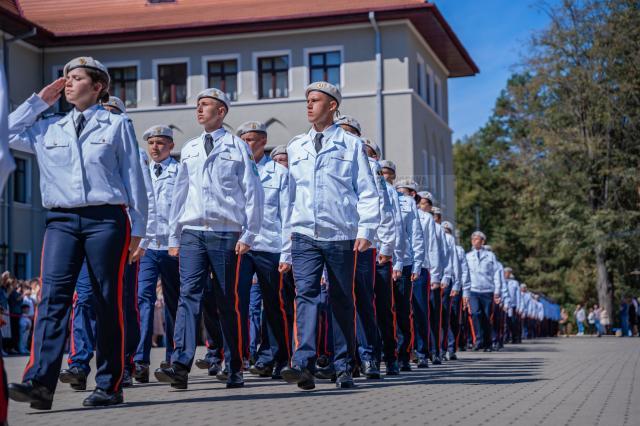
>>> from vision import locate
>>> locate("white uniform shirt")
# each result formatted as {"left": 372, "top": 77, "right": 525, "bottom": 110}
{"left": 8, "top": 94, "right": 148, "bottom": 236}
{"left": 284, "top": 125, "right": 379, "bottom": 242}
{"left": 141, "top": 155, "right": 179, "bottom": 250}
{"left": 252, "top": 155, "right": 292, "bottom": 264}
{"left": 168, "top": 129, "right": 264, "bottom": 247}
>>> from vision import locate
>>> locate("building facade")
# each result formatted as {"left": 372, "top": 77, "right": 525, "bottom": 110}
{"left": 0, "top": 0, "right": 477, "bottom": 277}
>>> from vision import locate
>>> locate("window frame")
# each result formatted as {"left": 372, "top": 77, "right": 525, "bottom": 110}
{"left": 12, "top": 251, "right": 30, "bottom": 280}
{"left": 252, "top": 50, "right": 292, "bottom": 100}
{"left": 201, "top": 54, "right": 241, "bottom": 102}
{"left": 11, "top": 154, "right": 31, "bottom": 206}
{"left": 304, "top": 46, "right": 344, "bottom": 89}
{"left": 103, "top": 60, "right": 141, "bottom": 109}
{"left": 152, "top": 57, "right": 191, "bottom": 106}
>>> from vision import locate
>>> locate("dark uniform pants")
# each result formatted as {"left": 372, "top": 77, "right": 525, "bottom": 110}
{"left": 67, "top": 262, "right": 96, "bottom": 373}
{"left": 354, "top": 248, "right": 378, "bottom": 362}
{"left": 447, "top": 293, "right": 463, "bottom": 353}
{"left": 134, "top": 249, "right": 180, "bottom": 364}
{"left": 290, "top": 234, "right": 356, "bottom": 374}
{"left": 469, "top": 291, "right": 493, "bottom": 349}
{"left": 394, "top": 266, "right": 414, "bottom": 363}
{"left": 238, "top": 251, "right": 291, "bottom": 367}
{"left": 171, "top": 230, "right": 243, "bottom": 373}
{"left": 412, "top": 269, "right": 430, "bottom": 360}
{"left": 24, "top": 206, "right": 129, "bottom": 393}
{"left": 374, "top": 261, "right": 397, "bottom": 363}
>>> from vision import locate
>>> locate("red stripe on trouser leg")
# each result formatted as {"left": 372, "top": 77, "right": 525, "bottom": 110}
{"left": 113, "top": 208, "right": 131, "bottom": 391}
{"left": 68, "top": 291, "right": 79, "bottom": 364}
{"left": 23, "top": 232, "right": 47, "bottom": 379}
{"left": 233, "top": 255, "right": 244, "bottom": 368}
{"left": 468, "top": 311, "right": 476, "bottom": 346}
{"left": 277, "top": 273, "right": 291, "bottom": 359}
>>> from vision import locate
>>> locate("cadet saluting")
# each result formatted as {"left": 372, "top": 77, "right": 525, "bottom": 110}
{"left": 280, "top": 82, "right": 380, "bottom": 390}
{"left": 7, "top": 57, "right": 148, "bottom": 409}
{"left": 154, "top": 88, "right": 263, "bottom": 389}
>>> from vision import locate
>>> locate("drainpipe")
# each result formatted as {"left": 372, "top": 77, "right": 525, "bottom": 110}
{"left": 368, "top": 11, "right": 385, "bottom": 158}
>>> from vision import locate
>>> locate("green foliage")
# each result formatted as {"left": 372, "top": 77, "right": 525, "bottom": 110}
{"left": 454, "top": 0, "right": 640, "bottom": 315}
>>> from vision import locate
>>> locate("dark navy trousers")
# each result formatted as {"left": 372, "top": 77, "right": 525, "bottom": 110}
{"left": 24, "top": 206, "right": 129, "bottom": 393}
{"left": 202, "top": 277, "right": 224, "bottom": 366}
{"left": 469, "top": 291, "right": 493, "bottom": 349}
{"left": 439, "top": 285, "right": 452, "bottom": 356}
{"left": 412, "top": 269, "right": 430, "bottom": 360}
{"left": 237, "top": 251, "right": 291, "bottom": 367}
{"left": 171, "top": 230, "right": 243, "bottom": 373}
{"left": 354, "top": 248, "right": 378, "bottom": 362}
{"left": 290, "top": 234, "right": 356, "bottom": 373}
{"left": 248, "top": 281, "right": 263, "bottom": 360}
{"left": 429, "top": 283, "right": 442, "bottom": 356}
{"left": 134, "top": 249, "right": 180, "bottom": 365}
{"left": 394, "top": 266, "right": 414, "bottom": 363}
{"left": 67, "top": 262, "right": 96, "bottom": 374}
{"left": 447, "top": 293, "right": 463, "bottom": 353}
{"left": 373, "top": 261, "right": 397, "bottom": 363}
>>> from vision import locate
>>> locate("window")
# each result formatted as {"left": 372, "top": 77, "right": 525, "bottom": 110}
{"left": 158, "top": 63, "right": 187, "bottom": 105}
{"left": 309, "top": 51, "right": 341, "bottom": 88}
{"left": 425, "top": 71, "right": 432, "bottom": 107}
{"left": 207, "top": 59, "right": 238, "bottom": 101}
{"left": 13, "top": 252, "right": 27, "bottom": 280}
{"left": 434, "top": 77, "right": 441, "bottom": 115}
{"left": 13, "top": 158, "right": 27, "bottom": 204}
{"left": 110, "top": 66, "right": 138, "bottom": 108}
{"left": 55, "top": 69, "right": 73, "bottom": 113}
{"left": 258, "top": 56, "right": 289, "bottom": 99}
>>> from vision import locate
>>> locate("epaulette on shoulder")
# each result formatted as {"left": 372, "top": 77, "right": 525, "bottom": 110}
{"left": 287, "top": 134, "right": 305, "bottom": 147}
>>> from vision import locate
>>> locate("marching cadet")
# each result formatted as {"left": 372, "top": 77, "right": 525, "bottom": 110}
{"left": 504, "top": 267, "right": 522, "bottom": 343}
{"left": 463, "top": 231, "right": 502, "bottom": 351}
{"left": 484, "top": 246, "right": 508, "bottom": 351}
{"left": 430, "top": 207, "right": 452, "bottom": 364}
{"left": 378, "top": 160, "right": 406, "bottom": 375}
{"left": 154, "top": 88, "right": 263, "bottom": 390}
{"left": 335, "top": 114, "right": 395, "bottom": 379}
{"left": 415, "top": 191, "right": 443, "bottom": 367}
{"left": 280, "top": 82, "right": 379, "bottom": 390}
{"left": 131, "top": 124, "right": 181, "bottom": 383}
{"left": 440, "top": 221, "right": 461, "bottom": 360}
{"left": 7, "top": 57, "right": 148, "bottom": 408}
{"left": 448, "top": 236, "right": 471, "bottom": 360}
{"left": 235, "top": 121, "right": 292, "bottom": 380}
{"left": 358, "top": 136, "right": 396, "bottom": 379}
{"left": 393, "top": 180, "right": 426, "bottom": 371}
{"left": 59, "top": 96, "right": 149, "bottom": 390}
{"left": 518, "top": 284, "right": 532, "bottom": 339}
{"left": 270, "top": 144, "right": 289, "bottom": 168}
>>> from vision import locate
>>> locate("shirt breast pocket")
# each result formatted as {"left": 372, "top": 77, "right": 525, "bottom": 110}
{"left": 263, "top": 184, "right": 279, "bottom": 207}
{"left": 42, "top": 139, "right": 72, "bottom": 167}
{"left": 329, "top": 151, "right": 353, "bottom": 177}
{"left": 87, "top": 137, "right": 115, "bottom": 166}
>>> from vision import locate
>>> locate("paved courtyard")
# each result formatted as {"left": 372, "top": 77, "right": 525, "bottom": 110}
{"left": 5, "top": 337, "right": 640, "bottom": 426}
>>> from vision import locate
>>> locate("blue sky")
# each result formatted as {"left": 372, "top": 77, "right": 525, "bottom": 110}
{"left": 436, "top": 0, "right": 557, "bottom": 140}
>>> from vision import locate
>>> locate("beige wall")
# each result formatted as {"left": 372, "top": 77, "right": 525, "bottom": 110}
{"left": 4, "top": 19, "right": 460, "bottom": 276}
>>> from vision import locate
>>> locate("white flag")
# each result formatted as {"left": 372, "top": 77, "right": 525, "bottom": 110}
{"left": 0, "top": 61, "right": 15, "bottom": 190}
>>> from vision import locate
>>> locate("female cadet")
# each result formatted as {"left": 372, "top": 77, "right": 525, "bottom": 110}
{"left": 6, "top": 57, "right": 147, "bottom": 409}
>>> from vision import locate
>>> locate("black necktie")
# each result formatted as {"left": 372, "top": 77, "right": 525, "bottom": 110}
{"left": 75, "top": 114, "right": 86, "bottom": 138}
{"left": 154, "top": 164, "right": 162, "bottom": 177}
{"left": 204, "top": 134, "right": 214, "bottom": 156}
{"left": 314, "top": 133, "right": 323, "bottom": 153}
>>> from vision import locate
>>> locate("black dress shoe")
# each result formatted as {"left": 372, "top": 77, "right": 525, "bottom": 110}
{"left": 208, "top": 362, "right": 222, "bottom": 376}
{"left": 82, "top": 388, "right": 123, "bottom": 407}
{"left": 281, "top": 365, "right": 315, "bottom": 390}
{"left": 159, "top": 360, "right": 171, "bottom": 369}
{"left": 335, "top": 371, "right": 355, "bottom": 389}
{"left": 59, "top": 367, "right": 88, "bottom": 391}
{"left": 8, "top": 381, "right": 53, "bottom": 410}
{"left": 400, "top": 361, "right": 412, "bottom": 372}
{"left": 432, "top": 355, "right": 442, "bottom": 365}
{"left": 133, "top": 363, "right": 149, "bottom": 383}
{"left": 362, "top": 360, "right": 381, "bottom": 379}
{"left": 122, "top": 368, "right": 133, "bottom": 388}
{"left": 249, "top": 362, "right": 273, "bottom": 377}
{"left": 271, "top": 363, "right": 284, "bottom": 380}
{"left": 314, "top": 363, "right": 335, "bottom": 380}
{"left": 226, "top": 371, "right": 244, "bottom": 388}
{"left": 316, "top": 355, "right": 330, "bottom": 368}
{"left": 154, "top": 363, "right": 188, "bottom": 389}
{"left": 352, "top": 365, "right": 361, "bottom": 378}
{"left": 385, "top": 360, "right": 400, "bottom": 375}
{"left": 195, "top": 358, "right": 211, "bottom": 370}
{"left": 416, "top": 358, "right": 429, "bottom": 368}
{"left": 216, "top": 366, "right": 229, "bottom": 382}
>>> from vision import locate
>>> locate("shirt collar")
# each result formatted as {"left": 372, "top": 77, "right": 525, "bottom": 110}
{"left": 151, "top": 156, "right": 172, "bottom": 169}
{"left": 309, "top": 124, "right": 338, "bottom": 141}
{"left": 202, "top": 128, "right": 226, "bottom": 142}
{"left": 73, "top": 104, "right": 101, "bottom": 123}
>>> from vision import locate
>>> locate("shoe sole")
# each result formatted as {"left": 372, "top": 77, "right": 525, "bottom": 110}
{"left": 281, "top": 370, "right": 302, "bottom": 384}
{"left": 297, "top": 380, "right": 315, "bottom": 390}
{"left": 336, "top": 381, "right": 355, "bottom": 389}
{"left": 386, "top": 371, "right": 400, "bottom": 376}
{"left": 82, "top": 398, "right": 123, "bottom": 407}
{"left": 195, "top": 360, "right": 210, "bottom": 370}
